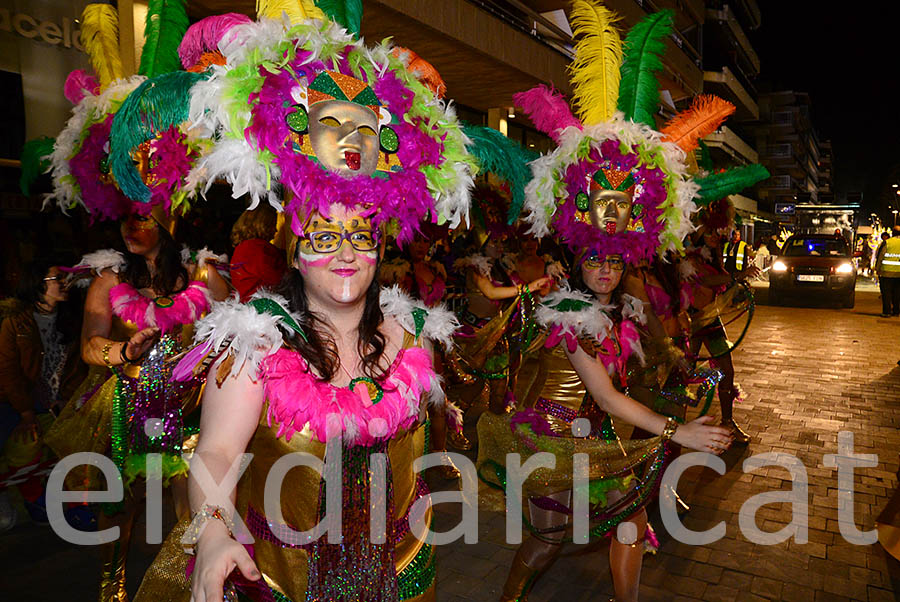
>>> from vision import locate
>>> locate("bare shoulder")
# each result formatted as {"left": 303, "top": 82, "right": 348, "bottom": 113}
{"left": 87, "top": 270, "right": 120, "bottom": 296}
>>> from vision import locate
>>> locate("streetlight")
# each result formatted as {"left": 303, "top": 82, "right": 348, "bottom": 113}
{"left": 894, "top": 209, "right": 899, "bottom": 227}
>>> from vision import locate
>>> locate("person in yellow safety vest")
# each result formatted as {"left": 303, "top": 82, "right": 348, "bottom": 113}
{"left": 876, "top": 226, "right": 900, "bottom": 317}
{"left": 723, "top": 229, "right": 751, "bottom": 275}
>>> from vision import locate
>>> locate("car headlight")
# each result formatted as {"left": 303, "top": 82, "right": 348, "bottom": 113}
{"left": 772, "top": 260, "right": 788, "bottom": 272}
{"left": 836, "top": 263, "right": 854, "bottom": 274}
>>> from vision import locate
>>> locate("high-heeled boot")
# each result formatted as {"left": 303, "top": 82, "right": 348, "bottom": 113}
{"left": 498, "top": 556, "right": 542, "bottom": 602}
{"left": 98, "top": 539, "right": 129, "bottom": 602}
{"left": 719, "top": 386, "right": 751, "bottom": 444}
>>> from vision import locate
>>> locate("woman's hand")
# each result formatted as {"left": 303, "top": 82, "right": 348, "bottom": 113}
{"left": 528, "top": 276, "right": 554, "bottom": 296}
{"left": 124, "top": 327, "right": 160, "bottom": 362}
{"left": 190, "top": 528, "right": 260, "bottom": 602}
{"left": 672, "top": 415, "right": 733, "bottom": 454}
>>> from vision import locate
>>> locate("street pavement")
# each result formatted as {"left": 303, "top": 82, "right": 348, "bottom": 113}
{"left": 2, "top": 286, "right": 899, "bottom": 601}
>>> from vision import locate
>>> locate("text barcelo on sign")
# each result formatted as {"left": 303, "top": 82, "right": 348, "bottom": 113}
{"left": 0, "top": 9, "right": 83, "bottom": 50}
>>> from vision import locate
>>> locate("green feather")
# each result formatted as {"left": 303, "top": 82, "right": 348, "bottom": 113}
{"left": 110, "top": 71, "right": 209, "bottom": 203}
{"left": 616, "top": 10, "right": 673, "bottom": 127}
{"left": 462, "top": 124, "right": 533, "bottom": 224}
{"left": 19, "top": 136, "right": 55, "bottom": 196}
{"left": 248, "top": 297, "right": 308, "bottom": 342}
{"left": 138, "top": 0, "right": 189, "bottom": 78}
{"left": 694, "top": 164, "right": 770, "bottom": 206}
{"left": 315, "top": 0, "right": 363, "bottom": 36}
{"left": 696, "top": 140, "right": 714, "bottom": 173}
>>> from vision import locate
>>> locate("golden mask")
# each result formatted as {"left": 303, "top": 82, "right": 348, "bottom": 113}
{"left": 308, "top": 100, "right": 380, "bottom": 176}
{"left": 589, "top": 189, "right": 633, "bottom": 235}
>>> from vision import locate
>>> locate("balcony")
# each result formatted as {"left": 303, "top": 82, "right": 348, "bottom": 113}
{"left": 359, "top": 0, "right": 574, "bottom": 111}
{"left": 706, "top": 4, "right": 760, "bottom": 76}
{"left": 703, "top": 66, "right": 758, "bottom": 120}
{"left": 705, "top": 125, "right": 758, "bottom": 164}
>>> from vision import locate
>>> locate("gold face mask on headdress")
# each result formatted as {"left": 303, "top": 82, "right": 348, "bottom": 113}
{"left": 575, "top": 166, "right": 638, "bottom": 235}
{"left": 286, "top": 71, "right": 402, "bottom": 178}
{"left": 589, "top": 189, "right": 633, "bottom": 234}
{"left": 308, "top": 100, "right": 380, "bottom": 176}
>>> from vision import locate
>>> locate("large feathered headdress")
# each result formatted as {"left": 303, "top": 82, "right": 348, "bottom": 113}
{"left": 516, "top": 0, "right": 766, "bottom": 265}
{"left": 190, "top": 9, "right": 475, "bottom": 246}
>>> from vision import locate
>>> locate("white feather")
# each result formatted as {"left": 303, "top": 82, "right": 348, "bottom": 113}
{"left": 190, "top": 290, "right": 300, "bottom": 379}
{"left": 74, "top": 249, "right": 127, "bottom": 278}
{"left": 453, "top": 254, "right": 493, "bottom": 279}
{"left": 621, "top": 294, "right": 647, "bottom": 325}
{"left": 379, "top": 285, "right": 460, "bottom": 349}
{"left": 536, "top": 287, "right": 614, "bottom": 344}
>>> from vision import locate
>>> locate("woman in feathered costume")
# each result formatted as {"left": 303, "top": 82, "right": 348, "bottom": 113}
{"left": 449, "top": 126, "right": 554, "bottom": 428}
{"left": 134, "top": 3, "right": 474, "bottom": 601}
{"left": 480, "top": 3, "right": 736, "bottom": 600}
{"left": 40, "top": 5, "right": 233, "bottom": 600}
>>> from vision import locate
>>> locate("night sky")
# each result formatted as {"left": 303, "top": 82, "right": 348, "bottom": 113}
{"left": 749, "top": 1, "right": 900, "bottom": 219}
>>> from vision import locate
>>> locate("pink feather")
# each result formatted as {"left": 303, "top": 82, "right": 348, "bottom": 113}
{"left": 260, "top": 346, "right": 436, "bottom": 446}
{"left": 64, "top": 70, "right": 100, "bottom": 104}
{"left": 513, "top": 85, "right": 582, "bottom": 143}
{"left": 178, "top": 13, "right": 252, "bottom": 69}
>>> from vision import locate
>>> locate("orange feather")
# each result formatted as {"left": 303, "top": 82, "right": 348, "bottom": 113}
{"left": 662, "top": 95, "right": 736, "bottom": 152}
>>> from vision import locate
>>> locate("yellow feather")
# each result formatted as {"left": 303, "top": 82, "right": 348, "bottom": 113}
{"left": 569, "top": 0, "right": 623, "bottom": 125}
{"left": 81, "top": 4, "right": 124, "bottom": 89}
{"left": 256, "top": 0, "right": 325, "bottom": 25}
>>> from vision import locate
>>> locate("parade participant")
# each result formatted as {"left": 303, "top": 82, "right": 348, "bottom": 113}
{"left": 450, "top": 125, "right": 553, "bottom": 418}
{"left": 452, "top": 187, "right": 553, "bottom": 416}
{"left": 486, "top": 3, "right": 740, "bottom": 598}
{"left": 682, "top": 196, "right": 762, "bottom": 444}
{"left": 134, "top": 7, "right": 474, "bottom": 601}
{"left": 40, "top": 5, "right": 231, "bottom": 600}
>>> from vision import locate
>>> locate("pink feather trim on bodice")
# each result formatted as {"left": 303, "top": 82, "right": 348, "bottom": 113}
{"left": 259, "top": 346, "right": 438, "bottom": 446}
{"left": 109, "top": 281, "right": 211, "bottom": 333}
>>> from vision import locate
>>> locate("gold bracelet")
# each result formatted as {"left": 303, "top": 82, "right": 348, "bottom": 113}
{"left": 182, "top": 504, "right": 235, "bottom": 555}
{"left": 101, "top": 342, "right": 116, "bottom": 368}
{"left": 661, "top": 416, "right": 679, "bottom": 442}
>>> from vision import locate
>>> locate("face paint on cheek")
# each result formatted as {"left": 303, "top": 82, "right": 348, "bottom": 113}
{"left": 298, "top": 250, "right": 334, "bottom": 267}
{"left": 357, "top": 251, "right": 377, "bottom": 265}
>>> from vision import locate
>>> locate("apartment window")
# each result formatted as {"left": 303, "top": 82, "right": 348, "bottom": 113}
{"left": 768, "top": 144, "right": 791, "bottom": 158}
{"left": 773, "top": 111, "right": 793, "bottom": 126}
{"left": 770, "top": 175, "right": 791, "bottom": 189}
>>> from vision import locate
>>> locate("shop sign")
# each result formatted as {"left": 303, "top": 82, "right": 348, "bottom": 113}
{"left": 0, "top": 9, "right": 82, "bottom": 50}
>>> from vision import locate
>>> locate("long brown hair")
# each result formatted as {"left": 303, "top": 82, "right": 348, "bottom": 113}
{"left": 120, "top": 227, "right": 188, "bottom": 296}
{"left": 278, "top": 264, "right": 390, "bottom": 382}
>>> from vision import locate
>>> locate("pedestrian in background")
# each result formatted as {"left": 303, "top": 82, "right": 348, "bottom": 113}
{"left": 766, "top": 234, "right": 780, "bottom": 256}
{"left": 0, "top": 256, "right": 85, "bottom": 531}
{"left": 723, "top": 229, "right": 752, "bottom": 277}
{"left": 754, "top": 237, "right": 771, "bottom": 279}
{"left": 876, "top": 227, "right": 900, "bottom": 317}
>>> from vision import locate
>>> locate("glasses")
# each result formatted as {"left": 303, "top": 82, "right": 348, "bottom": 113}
{"left": 583, "top": 254, "right": 625, "bottom": 271}
{"left": 302, "top": 229, "right": 379, "bottom": 254}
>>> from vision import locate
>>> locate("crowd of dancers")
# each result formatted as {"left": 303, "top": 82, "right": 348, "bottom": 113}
{"left": 0, "top": 1, "right": 775, "bottom": 601}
